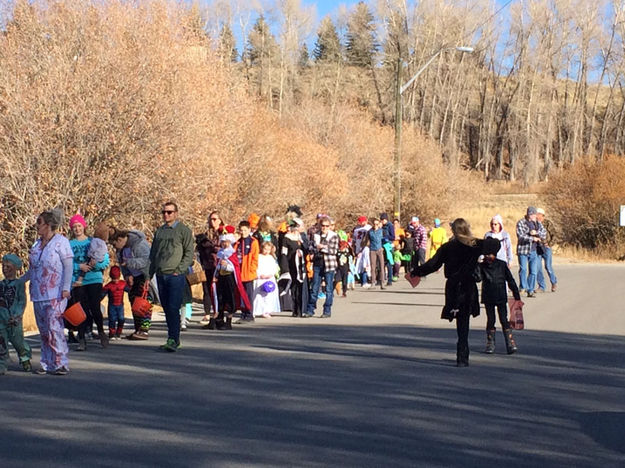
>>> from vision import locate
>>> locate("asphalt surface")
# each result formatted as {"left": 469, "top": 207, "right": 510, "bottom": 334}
{"left": 1, "top": 264, "right": 624, "bottom": 467}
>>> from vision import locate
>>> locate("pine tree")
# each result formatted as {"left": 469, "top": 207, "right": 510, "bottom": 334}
{"left": 298, "top": 43, "right": 310, "bottom": 68}
{"left": 345, "top": 2, "right": 378, "bottom": 67}
{"left": 313, "top": 16, "right": 342, "bottom": 63}
{"left": 218, "top": 23, "right": 238, "bottom": 63}
{"left": 246, "top": 15, "right": 278, "bottom": 67}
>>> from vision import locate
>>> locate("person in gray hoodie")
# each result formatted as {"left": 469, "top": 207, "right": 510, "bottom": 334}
{"left": 110, "top": 228, "right": 152, "bottom": 340}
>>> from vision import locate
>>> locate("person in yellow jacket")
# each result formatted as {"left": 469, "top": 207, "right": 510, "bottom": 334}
{"left": 428, "top": 218, "right": 448, "bottom": 259}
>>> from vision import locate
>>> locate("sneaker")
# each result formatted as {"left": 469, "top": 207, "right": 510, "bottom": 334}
{"left": 537, "top": 288, "right": 546, "bottom": 293}
{"left": 77, "top": 339, "right": 87, "bottom": 351}
{"left": 527, "top": 291, "right": 536, "bottom": 298}
{"left": 22, "top": 360, "right": 32, "bottom": 372}
{"left": 551, "top": 284, "right": 557, "bottom": 292}
{"left": 318, "top": 292, "right": 326, "bottom": 300}
{"left": 392, "top": 276, "right": 399, "bottom": 282}
{"left": 35, "top": 367, "right": 47, "bottom": 375}
{"left": 362, "top": 283, "right": 371, "bottom": 289}
{"left": 53, "top": 367, "right": 69, "bottom": 376}
{"left": 160, "top": 338, "right": 180, "bottom": 352}
{"left": 320, "top": 314, "right": 331, "bottom": 318}
{"left": 67, "top": 333, "right": 79, "bottom": 344}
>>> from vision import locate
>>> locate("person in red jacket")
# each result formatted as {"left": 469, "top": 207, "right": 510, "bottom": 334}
{"left": 102, "top": 266, "right": 127, "bottom": 340}
{"left": 234, "top": 221, "right": 259, "bottom": 323}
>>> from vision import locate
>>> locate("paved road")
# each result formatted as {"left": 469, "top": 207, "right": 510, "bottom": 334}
{"left": 1, "top": 264, "right": 624, "bottom": 467}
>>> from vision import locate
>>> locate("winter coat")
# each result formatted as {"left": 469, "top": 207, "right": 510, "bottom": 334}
{"left": 196, "top": 230, "right": 220, "bottom": 271}
{"left": 478, "top": 258, "right": 521, "bottom": 304}
{"left": 234, "top": 236, "right": 259, "bottom": 283}
{"left": 412, "top": 238, "right": 483, "bottom": 321}
{"left": 119, "top": 229, "right": 151, "bottom": 278}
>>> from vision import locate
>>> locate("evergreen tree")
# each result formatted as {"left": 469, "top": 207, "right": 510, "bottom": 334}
{"left": 345, "top": 2, "right": 378, "bottom": 67}
{"left": 313, "top": 16, "right": 342, "bottom": 63}
{"left": 218, "top": 23, "right": 238, "bottom": 63}
{"left": 246, "top": 15, "right": 278, "bottom": 67}
{"left": 298, "top": 43, "right": 310, "bottom": 68}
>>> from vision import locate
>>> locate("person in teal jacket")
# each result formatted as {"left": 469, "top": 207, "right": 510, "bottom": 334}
{"left": 0, "top": 254, "right": 32, "bottom": 374}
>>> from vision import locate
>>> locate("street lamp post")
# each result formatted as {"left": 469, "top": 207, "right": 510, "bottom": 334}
{"left": 393, "top": 46, "right": 474, "bottom": 221}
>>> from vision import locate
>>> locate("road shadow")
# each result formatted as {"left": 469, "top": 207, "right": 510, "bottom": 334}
{"left": 2, "top": 324, "right": 625, "bottom": 468}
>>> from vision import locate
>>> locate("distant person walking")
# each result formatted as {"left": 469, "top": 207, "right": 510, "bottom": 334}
{"left": 428, "top": 218, "right": 448, "bottom": 259}
{"left": 379, "top": 213, "right": 395, "bottom": 286}
{"left": 306, "top": 217, "right": 339, "bottom": 318}
{"left": 149, "top": 202, "right": 194, "bottom": 352}
{"left": 516, "top": 207, "right": 546, "bottom": 298}
{"left": 484, "top": 214, "right": 513, "bottom": 267}
{"left": 410, "top": 217, "right": 427, "bottom": 267}
{"left": 536, "top": 208, "right": 558, "bottom": 292}
{"left": 411, "top": 219, "right": 483, "bottom": 367}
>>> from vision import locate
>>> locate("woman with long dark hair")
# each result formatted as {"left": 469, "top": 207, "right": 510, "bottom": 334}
{"left": 411, "top": 218, "right": 483, "bottom": 367}
{"left": 197, "top": 211, "right": 223, "bottom": 326}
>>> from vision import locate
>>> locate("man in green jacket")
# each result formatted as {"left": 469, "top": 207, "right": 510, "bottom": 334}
{"left": 149, "top": 201, "right": 194, "bottom": 352}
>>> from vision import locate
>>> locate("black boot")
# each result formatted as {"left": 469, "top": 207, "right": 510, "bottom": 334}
{"left": 503, "top": 329, "right": 518, "bottom": 354}
{"left": 216, "top": 319, "right": 226, "bottom": 330}
{"left": 485, "top": 329, "right": 496, "bottom": 354}
{"left": 203, "top": 318, "right": 216, "bottom": 330}
{"left": 456, "top": 343, "right": 469, "bottom": 367}
{"left": 225, "top": 317, "right": 232, "bottom": 330}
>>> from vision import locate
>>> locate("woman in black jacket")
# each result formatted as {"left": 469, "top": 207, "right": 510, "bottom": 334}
{"left": 411, "top": 218, "right": 483, "bottom": 367}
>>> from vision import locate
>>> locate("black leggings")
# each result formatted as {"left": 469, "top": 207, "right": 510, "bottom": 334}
{"left": 216, "top": 274, "right": 236, "bottom": 318}
{"left": 201, "top": 268, "right": 216, "bottom": 314}
{"left": 72, "top": 283, "right": 104, "bottom": 339}
{"left": 485, "top": 303, "right": 509, "bottom": 330}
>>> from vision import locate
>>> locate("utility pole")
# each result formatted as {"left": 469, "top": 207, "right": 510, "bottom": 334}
{"left": 393, "top": 55, "right": 402, "bottom": 221}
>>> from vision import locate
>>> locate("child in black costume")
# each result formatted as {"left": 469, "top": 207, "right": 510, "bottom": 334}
{"left": 479, "top": 237, "right": 521, "bottom": 354}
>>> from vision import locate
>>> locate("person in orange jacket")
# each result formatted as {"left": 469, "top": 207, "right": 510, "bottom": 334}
{"left": 234, "top": 220, "right": 259, "bottom": 323}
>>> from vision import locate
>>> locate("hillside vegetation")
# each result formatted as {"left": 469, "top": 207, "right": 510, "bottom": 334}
{"left": 0, "top": 0, "right": 623, "bottom": 261}
{"left": 0, "top": 0, "right": 482, "bottom": 258}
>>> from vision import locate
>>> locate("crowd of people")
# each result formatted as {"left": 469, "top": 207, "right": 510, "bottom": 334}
{"left": 0, "top": 202, "right": 558, "bottom": 374}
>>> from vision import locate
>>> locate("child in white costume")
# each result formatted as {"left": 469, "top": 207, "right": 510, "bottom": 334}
{"left": 253, "top": 242, "right": 280, "bottom": 318}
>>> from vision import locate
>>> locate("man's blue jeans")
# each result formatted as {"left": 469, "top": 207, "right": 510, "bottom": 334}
{"left": 156, "top": 274, "right": 186, "bottom": 343}
{"left": 518, "top": 251, "right": 539, "bottom": 293}
{"left": 307, "top": 265, "right": 335, "bottom": 316}
{"left": 537, "top": 247, "right": 557, "bottom": 290}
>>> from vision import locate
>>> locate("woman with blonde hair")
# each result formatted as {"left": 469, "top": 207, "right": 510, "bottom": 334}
{"left": 410, "top": 218, "right": 483, "bottom": 367}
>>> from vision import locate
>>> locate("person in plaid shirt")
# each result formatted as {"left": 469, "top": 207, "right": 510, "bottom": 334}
{"left": 305, "top": 216, "right": 339, "bottom": 318}
{"left": 411, "top": 217, "right": 428, "bottom": 267}
{"left": 516, "top": 206, "right": 546, "bottom": 298}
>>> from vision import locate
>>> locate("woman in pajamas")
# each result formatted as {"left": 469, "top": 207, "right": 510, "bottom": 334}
{"left": 27, "top": 209, "right": 74, "bottom": 375}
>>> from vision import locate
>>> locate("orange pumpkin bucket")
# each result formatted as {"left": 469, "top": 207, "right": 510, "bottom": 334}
{"left": 63, "top": 302, "right": 86, "bottom": 326}
{"left": 132, "top": 283, "right": 152, "bottom": 318}
{"left": 132, "top": 296, "right": 152, "bottom": 318}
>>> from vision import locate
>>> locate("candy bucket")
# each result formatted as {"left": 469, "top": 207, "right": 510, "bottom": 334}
{"left": 63, "top": 302, "right": 86, "bottom": 326}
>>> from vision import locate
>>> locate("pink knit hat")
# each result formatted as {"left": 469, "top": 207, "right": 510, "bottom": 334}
{"left": 69, "top": 214, "right": 87, "bottom": 228}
